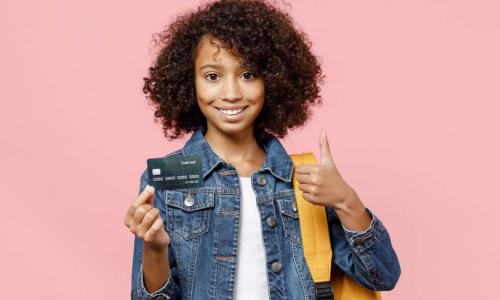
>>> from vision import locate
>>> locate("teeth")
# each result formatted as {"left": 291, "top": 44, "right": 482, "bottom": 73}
{"left": 219, "top": 108, "right": 244, "bottom": 115}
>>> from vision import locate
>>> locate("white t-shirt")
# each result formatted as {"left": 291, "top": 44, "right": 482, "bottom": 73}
{"left": 234, "top": 176, "right": 270, "bottom": 300}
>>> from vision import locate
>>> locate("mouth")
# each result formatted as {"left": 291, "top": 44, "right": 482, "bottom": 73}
{"left": 213, "top": 105, "right": 249, "bottom": 123}
{"left": 215, "top": 106, "right": 248, "bottom": 116}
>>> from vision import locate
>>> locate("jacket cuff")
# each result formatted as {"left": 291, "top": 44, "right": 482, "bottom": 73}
{"left": 342, "top": 208, "right": 384, "bottom": 249}
{"left": 137, "top": 263, "right": 172, "bottom": 299}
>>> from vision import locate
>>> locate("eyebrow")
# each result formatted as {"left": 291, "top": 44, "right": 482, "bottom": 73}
{"left": 199, "top": 64, "right": 221, "bottom": 71}
{"left": 199, "top": 64, "right": 250, "bottom": 71}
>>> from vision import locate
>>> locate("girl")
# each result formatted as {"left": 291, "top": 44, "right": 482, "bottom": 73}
{"left": 124, "top": 1, "right": 400, "bottom": 299}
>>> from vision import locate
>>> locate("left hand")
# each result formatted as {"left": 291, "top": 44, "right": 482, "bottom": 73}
{"left": 295, "top": 131, "right": 354, "bottom": 210}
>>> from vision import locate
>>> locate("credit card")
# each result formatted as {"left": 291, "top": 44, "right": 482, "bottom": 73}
{"left": 147, "top": 155, "right": 204, "bottom": 190}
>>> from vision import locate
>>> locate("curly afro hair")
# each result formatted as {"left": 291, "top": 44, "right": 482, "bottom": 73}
{"left": 143, "top": 0, "right": 324, "bottom": 143}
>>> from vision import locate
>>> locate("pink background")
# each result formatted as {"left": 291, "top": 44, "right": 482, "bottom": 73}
{"left": 1, "top": 0, "right": 499, "bottom": 299}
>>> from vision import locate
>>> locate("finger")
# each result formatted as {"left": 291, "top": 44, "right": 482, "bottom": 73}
{"left": 136, "top": 207, "right": 160, "bottom": 237}
{"left": 125, "top": 185, "right": 155, "bottom": 225}
{"left": 144, "top": 217, "right": 164, "bottom": 242}
{"left": 319, "top": 130, "right": 334, "bottom": 166}
{"left": 298, "top": 183, "right": 318, "bottom": 194}
{"left": 295, "top": 174, "right": 315, "bottom": 184}
{"left": 295, "top": 164, "right": 320, "bottom": 175}
{"left": 129, "top": 204, "right": 153, "bottom": 231}
{"left": 136, "top": 185, "right": 155, "bottom": 206}
{"left": 302, "top": 192, "right": 317, "bottom": 204}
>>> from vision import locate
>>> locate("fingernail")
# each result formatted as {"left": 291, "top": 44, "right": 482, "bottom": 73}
{"left": 145, "top": 185, "right": 155, "bottom": 193}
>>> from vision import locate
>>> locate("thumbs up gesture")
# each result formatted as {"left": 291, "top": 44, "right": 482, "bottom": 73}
{"left": 296, "top": 131, "right": 373, "bottom": 231}
{"left": 295, "top": 131, "right": 356, "bottom": 210}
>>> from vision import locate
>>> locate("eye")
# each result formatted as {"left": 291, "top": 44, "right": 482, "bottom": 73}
{"left": 242, "top": 72, "right": 256, "bottom": 80}
{"left": 205, "top": 73, "right": 219, "bottom": 81}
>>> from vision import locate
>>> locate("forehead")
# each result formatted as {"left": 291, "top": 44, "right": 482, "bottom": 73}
{"left": 194, "top": 34, "right": 243, "bottom": 66}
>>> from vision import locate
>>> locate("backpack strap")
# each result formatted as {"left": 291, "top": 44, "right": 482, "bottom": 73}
{"left": 290, "top": 153, "right": 334, "bottom": 300}
{"left": 290, "top": 153, "right": 383, "bottom": 300}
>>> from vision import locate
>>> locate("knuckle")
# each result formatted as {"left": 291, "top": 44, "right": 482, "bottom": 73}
{"left": 136, "top": 206, "right": 147, "bottom": 215}
{"left": 142, "top": 214, "right": 151, "bottom": 223}
{"left": 311, "top": 186, "right": 319, "bottom": 194}
{"left": 155, "top": 220, "right": 165, "bottom": 232}
{"left": 136, "top": 204, "right": 152, "bottom": 215}
{"left": 145, "top": 208, "right": 159, "bottom": 220}
{"left": 151, "top": 224, "right": 160, "bottom": 233}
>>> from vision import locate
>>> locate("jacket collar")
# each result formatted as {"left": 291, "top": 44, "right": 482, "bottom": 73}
{"left": 182, "top": 128, "right": 293, "bottom": 182}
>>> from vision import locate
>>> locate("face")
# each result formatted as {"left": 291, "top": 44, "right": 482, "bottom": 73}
{"left": 194, "top": 34, "right": 265, "bottom": 138}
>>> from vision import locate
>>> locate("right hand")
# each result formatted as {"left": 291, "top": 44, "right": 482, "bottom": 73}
{"left": 124, "top": 185, "right": 170, "bottom": 251}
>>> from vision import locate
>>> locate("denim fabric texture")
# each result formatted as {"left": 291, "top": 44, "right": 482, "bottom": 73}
{"left": 130, "top": 128, "right": 401, "bottom": 299}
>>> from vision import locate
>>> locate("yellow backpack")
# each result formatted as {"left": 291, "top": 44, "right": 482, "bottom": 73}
{"left": 290, "top": 153, "right": 382, "bottom": 300}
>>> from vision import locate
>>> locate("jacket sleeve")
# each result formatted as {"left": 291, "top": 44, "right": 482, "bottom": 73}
{"left": 326, "top": 207, "right": 401, "bottom": 291}
{"left": 131, "top": 169, "right": 182, "bottom": 300}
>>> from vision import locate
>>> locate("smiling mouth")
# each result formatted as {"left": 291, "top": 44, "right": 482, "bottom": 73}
{"left": 216, "top": 106, "right": 248, "bottom": 116}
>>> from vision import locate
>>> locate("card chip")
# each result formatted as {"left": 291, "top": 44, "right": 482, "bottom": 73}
{"left": 152, "top": 168, "right": 161, "bottom": 175}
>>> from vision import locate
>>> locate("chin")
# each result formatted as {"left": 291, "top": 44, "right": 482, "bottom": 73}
{"left": 211, "top": 123, "right": 253, "bottom": 136}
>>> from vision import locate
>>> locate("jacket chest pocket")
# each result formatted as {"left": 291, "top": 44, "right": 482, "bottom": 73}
{"left": 164, "top": 190, "right": 215, "bottom": 240}
{"left": 275, "top": 191, "right": 302, "bottom": 245}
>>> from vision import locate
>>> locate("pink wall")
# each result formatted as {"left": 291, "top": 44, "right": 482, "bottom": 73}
{"left": 1, "top": 0, "right": 499, "bottom": 299}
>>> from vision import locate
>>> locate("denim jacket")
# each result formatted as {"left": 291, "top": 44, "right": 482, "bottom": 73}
{"left": 131, "top": 128, "right": 400, "bottom": 299}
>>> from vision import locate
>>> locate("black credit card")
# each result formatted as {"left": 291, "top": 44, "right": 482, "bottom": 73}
{"left": 147, "top": 155, "right": 204, "bottom": 190}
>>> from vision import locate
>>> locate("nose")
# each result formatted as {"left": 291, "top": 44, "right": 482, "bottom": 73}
{"left": 221, "top": 77, "right": 243, "bottom": 102}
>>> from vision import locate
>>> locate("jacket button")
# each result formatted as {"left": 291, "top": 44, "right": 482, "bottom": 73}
{"left": 271, "top": 261, "right": 282, "bottom": 273}
{"left": 184, "top": 193, "right": 194, "bottom": 207}
{"left": 257, "top": 175, "right": 267, "bottom": 186}
{"left": 292, "top": 201, "right": 298, "bottom": 212}
{"left": 266, "top": 216, "right": 277, "bottom": 228}
{"left": 353, "top": 234, "right": 373, "bottom": 246}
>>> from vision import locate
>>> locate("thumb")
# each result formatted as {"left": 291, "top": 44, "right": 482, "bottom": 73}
{"left": 144, "top": 185, "right": 155, "bottom": 205}
{"left": 319, "top": 130, "right": 334, "bottom": 166}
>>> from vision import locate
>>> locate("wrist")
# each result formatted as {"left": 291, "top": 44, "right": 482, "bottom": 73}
{"left": 334, "top": 188, "right": 372, "bottom": 232}
{"left": 334, "top": 187, "right": 361, "bottom": 213}
{"left": 143, "top": 241, "right": 168, "bottom": 254}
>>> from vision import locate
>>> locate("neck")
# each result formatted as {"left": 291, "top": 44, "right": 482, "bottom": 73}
{"left": 204, "top": 126, "right": 262, "bottom": 165}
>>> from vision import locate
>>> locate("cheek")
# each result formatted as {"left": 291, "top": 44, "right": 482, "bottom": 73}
{"left": 247, "top": 81, "right": 265, "bottom": 105}
{"left": 195, "top": 80, "right": 219, "bottom": 103}
{"left": 194, "top": 79, "right": 212, "bottom": 106}
{"left": 194, "top": 76, "right": 204, "bottom": 99}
